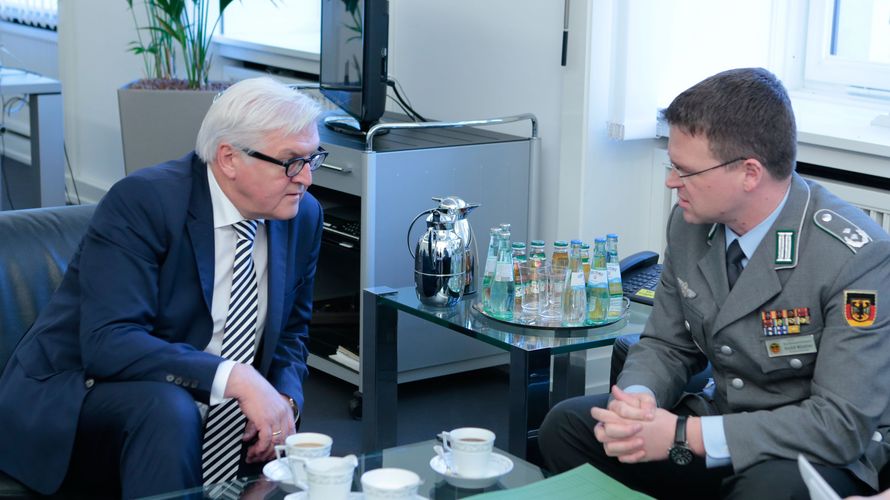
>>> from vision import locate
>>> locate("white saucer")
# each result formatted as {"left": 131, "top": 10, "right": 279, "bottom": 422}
{"left": 263, "top": 458, "right": 300, "bottom": 486}
{"left": 284, "top": 492, "right": 426, "bottom": 500}
{"left": 429, "top": 452, "right": 514, "bottom": 489}
{"left": 284, "top": 493, "right": 361, "bottom": 500}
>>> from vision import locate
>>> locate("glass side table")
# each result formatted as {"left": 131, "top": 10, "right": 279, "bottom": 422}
{"left": 144, "top": 439, "right": 544, "bottom": 499}
{"left": 362, "top": 286, "right": 651, "bottom": 460}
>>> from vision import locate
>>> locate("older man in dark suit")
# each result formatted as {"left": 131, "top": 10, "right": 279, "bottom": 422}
{"left": 0, "top": 77, "right": 326, "bottom": 497}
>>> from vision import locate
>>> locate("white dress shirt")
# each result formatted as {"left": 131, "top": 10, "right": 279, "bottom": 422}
{"left": 204, "top": 169, "right": 269, "bottom": 406}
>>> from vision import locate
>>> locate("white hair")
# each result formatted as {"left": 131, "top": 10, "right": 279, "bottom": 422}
{"left": 195, "top": 77, "right": 323, "bottom": 163}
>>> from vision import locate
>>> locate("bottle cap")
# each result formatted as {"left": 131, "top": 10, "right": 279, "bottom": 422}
{"left": 570, "top": 239, "right": 582, "bottom": 245}
{"left": 607, "top": 233, "right": 618, "bottom": 239}
{"left": 511, "top": 242, "right": 526, "bottom": 249}
{"left": 554, "top": 240, "right": 569, "bottom": 247}
{"left": 595, "top": 237, "right": 606, "bottom": 243}
{"left": 530, "top": 239, "right": 545, "bottom": 246}
{"left": 581, "top": 243, "right": 590, "bottom": 249}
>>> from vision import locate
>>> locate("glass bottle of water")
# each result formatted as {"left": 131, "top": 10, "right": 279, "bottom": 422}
{"left": 522, "top": 240, "right": 547, "bottom": 314}
{"left": 543, "top": 240, "right": 570, "bottom": 319}
{"left": 606, "top": 234, "right": 625, "bottom": 320}
{"left": 511, "top": 241, "right": 528, "bottom": 314}
{"left": 580, "top": 242, "right": 591, "bottom": 283}
{"left": 489, "top": 230, "right": 515, "bottom": 320}
{"left": 586, "top": 238, "right": 610, "bottom": 325}
{"left": 562, "top": 240, "right": 588, "bottom": 326}
{"left": 481, "top": 227, "right": 501, "bottom": 311}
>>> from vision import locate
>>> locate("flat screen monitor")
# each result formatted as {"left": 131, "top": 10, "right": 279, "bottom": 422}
{"left": 319, "top": 0, "right": 389, "bottom": 134}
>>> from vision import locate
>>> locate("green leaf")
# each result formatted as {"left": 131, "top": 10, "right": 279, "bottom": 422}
{"left": 343, "top": 0, "right": 359, "bottom": 14}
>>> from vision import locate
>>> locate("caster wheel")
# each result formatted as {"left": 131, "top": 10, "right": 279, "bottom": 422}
{"left": 349, "top": 391, "right": 362, "bottom": 420}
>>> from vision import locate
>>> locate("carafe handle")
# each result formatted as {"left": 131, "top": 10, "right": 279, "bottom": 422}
{"left": 407, "top": 209, "right": 435, "bottom": 259}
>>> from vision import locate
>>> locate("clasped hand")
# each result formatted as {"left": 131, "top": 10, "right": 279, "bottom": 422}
{"left": 590, "top": 385, "right": 677, "bottom": 463}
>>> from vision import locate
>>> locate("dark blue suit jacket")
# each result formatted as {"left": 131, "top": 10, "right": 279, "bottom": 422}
{"left": 0, "top": 153, "right": 322, "bottom": 493}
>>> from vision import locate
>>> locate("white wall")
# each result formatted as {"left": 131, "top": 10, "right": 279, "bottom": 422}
{"left": 58, "top": 1, "right": 143, "bottom": 201}
{"left": 387, "top": 0, "right": 566, "bottom": 243}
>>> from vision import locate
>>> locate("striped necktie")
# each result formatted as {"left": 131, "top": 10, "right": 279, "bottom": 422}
{"left": 202, "top": 220, "right": 259, "bottom": 485}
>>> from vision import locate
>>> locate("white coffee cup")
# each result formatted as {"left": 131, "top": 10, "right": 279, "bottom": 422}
{"left": 361, "top": 467, "right": 422, "bottom": 500}
{"left": 304, "top": 455, "right": 358, "bottom": 500}
{"left": 440, "top": 427, "right": 495, "bottom": 478}
{"left": 273, "top": 432, "right": 333, "bottom": 485}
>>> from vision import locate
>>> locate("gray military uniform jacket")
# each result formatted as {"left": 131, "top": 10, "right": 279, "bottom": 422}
{"left": 618, "top": 173, "right": 890, "bottom": 488}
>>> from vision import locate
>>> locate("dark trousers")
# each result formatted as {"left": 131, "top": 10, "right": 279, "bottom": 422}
{"left": 59, "top": 381, "right": 217, "bottom": 499}
{"left": 539, "top": 393, "right": 875, "bottom": 500}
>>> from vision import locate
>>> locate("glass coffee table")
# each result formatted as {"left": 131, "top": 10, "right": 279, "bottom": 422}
{"left": 144, "top": 439, "right": 544, "bottom": 499}
{"left": 362, "top": 286, "right": 651, "bottom": 460}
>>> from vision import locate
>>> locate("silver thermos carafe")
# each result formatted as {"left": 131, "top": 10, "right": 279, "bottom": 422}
{"left": 409, "top": 208, "right": 465, "bottom": 307}
{"left": 407, "top": 197, "right": 480, "bottom": 307}
{"left": 432, "top": 196, "right": 480, "bottom": 295}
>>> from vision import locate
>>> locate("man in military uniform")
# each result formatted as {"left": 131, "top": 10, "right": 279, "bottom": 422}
{"left": 538, "top": 68, "right": 890, "bottom": 499}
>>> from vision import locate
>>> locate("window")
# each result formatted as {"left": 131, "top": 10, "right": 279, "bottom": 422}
{"left": 0, "top": 0, "right": 57, "bottom": 30}
{"left": 221, "top": 0, "right": 320, "bottom": 56}
{"left": 805, "top": 0, "right": 890, "bottom": 93}
{"left": 608, "top": 0, "right": 775, "bottom": 140}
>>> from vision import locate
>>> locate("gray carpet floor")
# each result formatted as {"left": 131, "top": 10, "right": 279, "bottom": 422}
{"left": 299, "top": 364, "right": 511, "bottom": 457}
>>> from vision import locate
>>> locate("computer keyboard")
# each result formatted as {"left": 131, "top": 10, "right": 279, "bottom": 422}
{"left": 622, "top": 263, "right": 662, "bottom": 306}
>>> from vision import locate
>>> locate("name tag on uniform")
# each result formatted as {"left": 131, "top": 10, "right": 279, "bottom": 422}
{"left": 765, "top": 335, "right": 817, "bottom": 357}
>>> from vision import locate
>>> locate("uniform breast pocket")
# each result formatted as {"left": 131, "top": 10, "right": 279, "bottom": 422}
{"left": 757, "top": 318, "right": 822, "bottom": 378}
{"left": 681, "top": 301, "right": 708, "bottom": 353}
{"left": 757, "top": 349, "right": 817, "bottom": 379}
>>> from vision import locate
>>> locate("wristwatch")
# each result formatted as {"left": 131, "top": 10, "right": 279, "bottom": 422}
{"left": 285, "top": 396, "right": 300, "bottom": 424}
{"left": 668, "top": 415, "right": 694, "bottom": 465}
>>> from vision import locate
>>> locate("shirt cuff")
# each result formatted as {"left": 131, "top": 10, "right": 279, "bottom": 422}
{"left": 623, "top": 385, "right": 656, "bottom": 401}
{"left": 210, "top": 360, "right": 236, "bottom": 406}
{"left": 701, "top": 415, "right": 732, "bottom": 468}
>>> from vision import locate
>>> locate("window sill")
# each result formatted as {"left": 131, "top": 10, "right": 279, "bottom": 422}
{"left": 214, "top": 36, "right": 319, "bottom": 76}
{"left": 0, "top": 20, "right": 56, "bottom": 42}
{"left": 789, "top": 90, "right": 890, "bottom": 160}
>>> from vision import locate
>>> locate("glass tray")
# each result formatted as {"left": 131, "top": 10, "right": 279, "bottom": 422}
{"left": 471, "top": 297, "right": 630, "bottom": 330}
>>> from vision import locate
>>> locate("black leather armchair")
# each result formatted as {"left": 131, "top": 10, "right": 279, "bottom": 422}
{"left": 0, "top": 204, "right": 96, "bottom": 498}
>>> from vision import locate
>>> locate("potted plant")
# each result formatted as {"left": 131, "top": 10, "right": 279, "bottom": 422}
{"left": 117, "top": 0, "right": 238, "bottom": 174}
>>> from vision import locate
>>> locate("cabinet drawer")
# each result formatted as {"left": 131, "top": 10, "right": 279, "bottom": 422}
{"left": 314, "top": 145, "right": 362, "bottom": 196}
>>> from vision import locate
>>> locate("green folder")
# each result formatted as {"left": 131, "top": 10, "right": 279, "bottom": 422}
{"left": 468, "top": 463, "right": 654, "bottom": 500}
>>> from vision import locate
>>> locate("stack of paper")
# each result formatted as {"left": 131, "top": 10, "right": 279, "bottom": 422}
{"left": 468, "top": 463, "right": 653, "bottom": 500}
{"left": 328, "top": 345, "right": 360, "bottom": 372}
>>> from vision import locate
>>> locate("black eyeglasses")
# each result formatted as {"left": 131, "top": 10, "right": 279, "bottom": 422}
{"left": 667, "top": 157, "right": 747, "bottom": 179}
{"left": 240, "top": 146, "right": 329, "bottom": 178}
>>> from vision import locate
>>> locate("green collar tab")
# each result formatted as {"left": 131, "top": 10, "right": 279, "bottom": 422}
{"left": 775, "top": 230, "right": 795, "bottom": 264}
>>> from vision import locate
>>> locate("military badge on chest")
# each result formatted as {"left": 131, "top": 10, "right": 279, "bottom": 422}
{"left": 761, "top": 307, "right": 816, "bottom": 357}
{"left": 844, "top": 290, "right": 877, "bottom": 327}
{"left": 761, "top": 308, "right": 810, "bottom": 336}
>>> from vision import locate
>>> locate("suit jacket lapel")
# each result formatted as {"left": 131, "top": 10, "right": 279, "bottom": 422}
{"left": 712, "top": 174, "right": 810, "bottom": 333}
{"left": 186, "top": 156, "right": 215, "bottom": 313}
{"left": 259, "top": 219, "right": 287, "bottom": 371}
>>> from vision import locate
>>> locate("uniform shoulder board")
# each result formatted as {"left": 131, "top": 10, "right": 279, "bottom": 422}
{"left": 813, "top": 209, "right": 873, "bottom": 253}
